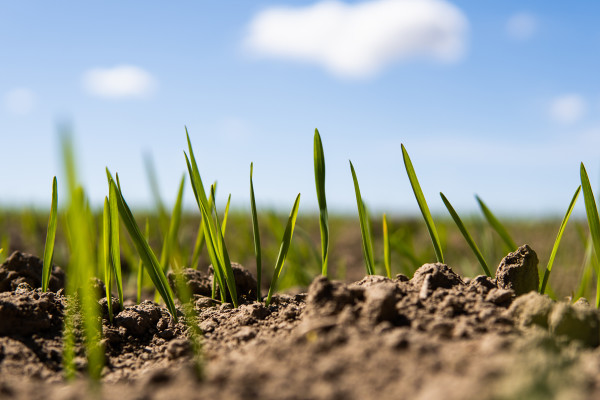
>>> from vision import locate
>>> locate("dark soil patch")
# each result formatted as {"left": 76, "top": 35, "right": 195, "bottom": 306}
{"left": 1, "top": 246, "right": 600, "bottom": 399}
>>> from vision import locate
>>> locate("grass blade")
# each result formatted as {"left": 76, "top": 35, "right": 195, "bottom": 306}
{"left": 350, "top": 161, "right": 375, "bottom": 275}
{"left": 401, "top": 144, "right": 444, "bottom": 263}
{"left": 580, "top": 163, "right": 600, "bottom": 308}
{"left": 383, "top": 213, "right": 391, "bottom": 278}
{"left": 222, "top": 193, "right": 231, "bottom": 235}
{"left": 185, "top": 129, "right": 238, "bottom": 306}
{"left": 266, "top": 193, "right": 301, "bottom": 306}
{"left": 42, "top": 176, "right": 58, "bottom": 292}
{"left": 137, "top": 219, "right": 150, "bottom": 304}
{"left": 540, "top": 185, "right": 581, "bottom": 294}
{"left": 314, "top": 129, "right": 329, "bottom": 276}
{"left": 475, "top": 195, "right": 517, "bottom": 251}
{"left": 250, "top": 163, "right": 262, "bottom": 300}
{"left": 108, "top": 173, "right": 178, "bottom": 320}
{"left": 102, "top": 197, "right": 113, "bottom": 322}
{"left": 108, "top": 177, "right": 124, "bottom": 308}
{"left": 190, "top": 182, "right": 216, "bottom": 269}
{"left": 440, "top": 192, "right": 491, "bottom": 277}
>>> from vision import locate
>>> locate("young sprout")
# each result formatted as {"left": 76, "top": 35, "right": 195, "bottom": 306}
{"left": 102, "top": 197, "right": 114, "bottom": 322}
{"left": 42, "top": 176, "right": 58, "bottom": 292}
{"left": 350, "top": 161, "right": 375, "bottom": 275}
{"left": 108, "top": 178, "right": 124, "bottom": 309}
{"left": 250, "top": 163, "right": 262, "bottom": 300}
{"left": 475, "top": 195, "right": 517, "bottom": 251}
{"left": 190, "top": 181, "right": 216, "bottom": 269}
{"left": 314, "top": 129, "right": 329, "bottom": 276}
{"left": 185, "top": 129, "right": 238, "bottom": 306}
{"left": 539, "top": 185, "right": 581, "bottom": 294}
{"left": 383, "top": 214, "right": 391, "bottom": 278}
{"left": 401, "top": 144, "right": 444, "bottom": 264}
{"left": 265, "top": 193, "right": 301, "bottom": 306}
{"left": 580, "top": 163, "right": 600, "bottom": 308}
{"left": 107, "top": 172, "right": 178, "bottom": 320}
{"left": 440, "top": 192, "right": 491, "bottom": 277}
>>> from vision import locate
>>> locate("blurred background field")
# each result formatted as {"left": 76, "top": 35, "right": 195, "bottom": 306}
{"left": 0, "top": 207, "right": 591, "bottom": 301}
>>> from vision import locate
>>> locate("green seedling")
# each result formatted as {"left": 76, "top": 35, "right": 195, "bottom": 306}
{"left": 102, "top": 197, "right": 114, "bottom": 323}
{"left": 250, "top": 163, "right": 262, "bottom": 300}
{"left": 314, "top": 129, "right": 330, "bottom": 276}
{"left": 401, "top": 144, "right": 444, "bottom": 264}
{"left": 440, "top": 192, "right": 491, "bottom": 277}
{"left": 265, "top": 193, "right": 301, "bottom": 307}
{"left": 190, "top": 182, "right": 216, "bottom": 269}
{"left": 383, "top": 214, "right": 391, "bottom": 278}
{"left": 580, "top": 163, "right": 600, "bottom": 308}
{"left": 540, "top": 186, "right": 581, "bottom": 294}
{"left": 107, "top": 172, "right": 178, "bottom": 320}
{"left": 42, "top": 176, "right": 58, "bottom": 292}
{"left": 475, "top": 195, "right": 517, "bottom": 251}
{"left": 350, "top": 161, "right": 375, "bottom": 275}
{"left": 108, "top": 179, "right": 124, "bottom": 308}
{"left": 185, "top": 130, "right": 238, "bottom": 306}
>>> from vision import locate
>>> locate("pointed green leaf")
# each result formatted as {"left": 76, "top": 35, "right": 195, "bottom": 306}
{"left": 350, "top": 161, "right": 375, "bottom": 275}
{"left": 250, "top": 163, "right": 262, "bottom": 300}
{"left": 401, "top": 144, "right": 444, "bottom": 263}
{"left": 42, "top": 176, "right": 58, "bottom": 292}
{"left": 580, "top": 163, "right": 600, "bottom": 308}
{"left": 314, "top": 129, "right": 330, "bottom": 276}
{"left": 440, "top": 192, "right": 491, "bottom": 277}
{"left": 475, "top": 195, "right": 517, "bottom": 251}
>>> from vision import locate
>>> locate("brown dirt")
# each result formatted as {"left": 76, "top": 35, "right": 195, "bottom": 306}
{"left": 1, "top": 246, "right": 600, "bottom": 399}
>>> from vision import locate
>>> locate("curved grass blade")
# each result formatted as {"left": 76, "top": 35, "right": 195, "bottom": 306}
{"left": 109, "top": 177, "right": 124, "bottom": 308}
{"left": 350, "top": 161, "right": 375, "bottom": 275}
{"left": 475, "top": 195, "right": 517, "bottom": 251}
{"left": 580, "top": 163, "right": 600, "bottom": 308}
{"left": 190, "top": 182, "right": 216, "bottom": 269}
{"left": 102, "top": 197, "right": 113, "bottom": 322}
{"left": 314, "top": 129, "right": 330, "bottom": 276}
{"left": 401, "top": 144, "right": 444, "bottom": 263}
{"left": 42, "top": 176, "right": 58, "bottom": 292}
{"left": 109, "top": 174, "right": 178, "bottom": 320}
{"left": 440, "top": 192, "right": 491, "bottom": 277}
{"left": 222, "top": 193, "right": 231, "bottom": 235}
{"left": 383, "top": 213, "right": 391, "bottom": 278}
{"left": 185, "top": 130, "right": 238, "bottom": 306}
{"left": 250, "top": 163, "right": 262, "bottom": 300}
{"left": 540, "top": 185, "right": 581, "bottom": 294}
{"left": 266, "top": 193, "right": 301, "bottom": 306}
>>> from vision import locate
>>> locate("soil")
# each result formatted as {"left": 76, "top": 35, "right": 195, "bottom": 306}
{"left": 1, "top": 246, "right": 600, "bottom": 399}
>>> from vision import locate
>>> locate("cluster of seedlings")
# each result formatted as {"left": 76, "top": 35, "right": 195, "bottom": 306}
{"left": 5, "top": 127, "right": 599, "bottom": 384}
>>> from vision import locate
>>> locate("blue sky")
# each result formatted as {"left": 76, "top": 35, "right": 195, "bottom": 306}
{"left": 1, "top": 0, "right": 599, "bottom": 217}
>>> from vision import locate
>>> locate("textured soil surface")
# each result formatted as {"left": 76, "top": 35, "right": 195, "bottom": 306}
{"left": 2, "top": 246, "right": 600, "bottom": 399}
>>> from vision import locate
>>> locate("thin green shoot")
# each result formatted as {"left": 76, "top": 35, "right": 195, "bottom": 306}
{"left": 160, "top": 174, "right": 185, "bottom": 272}
{"left": 580, "top": 163, "right": 600, "bottom": 308}
{"left": 440, "top": 192, "right": 491, "bottom": 277}
{"left": 222, "top": 193, "right": 232, "bottom": 235}
{"left": 250, "top": 162, "right": 262, "bottom": 300}
{"left": 314, "top": 129, "right": 329, "bottom": 276}
{"left": 102, "top": 197, "right": 114, "bottom": 323}
{"left": 383, "top": 213, "right": 391, "bottom": 278}
{"left": 42, "top": 176, "right": 58, "bottom": 292}
{"left": 265, "top": 193, "right": 301, "bottom": 306}
{"left": 108, "top": 173, "right": 178, "bottom": 320}
{"left": 475, "top": 195, "right": 517, "bottom": 251}
{"left": 108, "top": 179, "right": 124, "bottom": 308}
{"left": 349, "top": 161, "right": 375, "bottom": 275}
{"left": 540, "top": 185, "right": 581, "bottom": 294}
{"left": 185, "top": 130, "right": 238, "bottom": 306}
{"left": 137, "top": 219, "right": 150, "bottom": 304}
{"left": 401, "top": 144, "right": 444, "bottom": 264}
{"left": 190, "top": 182, "right": 216, "bottom": 269}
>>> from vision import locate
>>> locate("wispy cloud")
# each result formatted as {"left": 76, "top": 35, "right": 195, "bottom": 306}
{"left": 244, "top": 0, "right": 468, "bottom": 79}
{"left": 3, "top": 88, "right": 36, "bottom": 115}
{"left": 506, "top": 13, "right": 538, "bottom": 40}
{"left": 82, "top": 65, "right": 157, "bottom": 99}
{"left": 549, "top": 94, "right": 587, "bottom": 124}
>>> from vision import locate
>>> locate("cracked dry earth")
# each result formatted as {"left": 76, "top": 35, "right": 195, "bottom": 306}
{"left": 2, "top": 245, "right": 600, "bottom": 399}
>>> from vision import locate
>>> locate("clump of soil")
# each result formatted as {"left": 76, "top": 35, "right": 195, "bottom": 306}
{"left": 1, "top": 246, "right": 600, "bottom": 399}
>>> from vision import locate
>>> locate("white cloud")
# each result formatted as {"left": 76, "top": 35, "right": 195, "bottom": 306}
{"left": 506, "top": 13, "right": 537, "bottom": 40}
{"left": 3, "top": 88, "right": 36, "bottom": 115}
{"left": 244, "top": 0, "right": 468, "bottom": 79}
{"left": 82, "top": 65, "right": 157, "bottom": 98}
{"left": 549, "top": 94, "right": 587, "bottom": 124}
